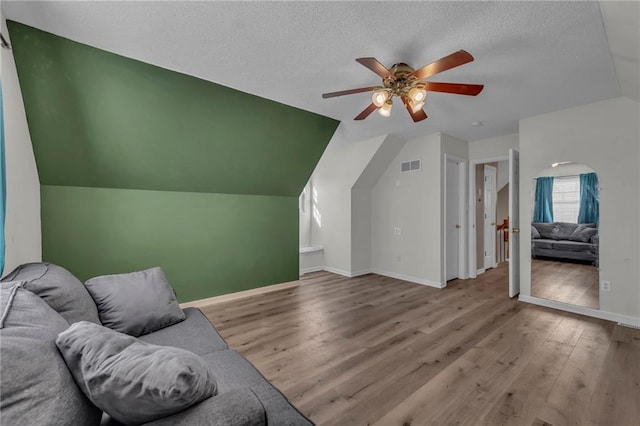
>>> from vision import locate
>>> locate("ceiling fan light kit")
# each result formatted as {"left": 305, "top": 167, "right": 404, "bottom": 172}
{"left": 378, "top": 99, "right": 393, "bottom": 117}
{"left": 322, "top": 50, "right": 484, "bottom": 122}
{"left": 372, "top": 90, "right": 389, "bottom": 107}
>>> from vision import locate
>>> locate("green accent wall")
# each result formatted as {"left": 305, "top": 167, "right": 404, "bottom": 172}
{"left": 9, "top": 21, "right": 338, "bottom": 301}
{"left": 41, "top": 186, "right": 298, "bottom": 302}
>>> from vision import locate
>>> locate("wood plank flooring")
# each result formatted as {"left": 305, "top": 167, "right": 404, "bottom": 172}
{"left": 530, "top": 259, "right": 599, "bottom": 309}
{"left": 200, "top": 265, "right": 640, "bottom": 426}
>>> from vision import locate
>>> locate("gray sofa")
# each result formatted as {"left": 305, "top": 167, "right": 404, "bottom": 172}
{"left": 531, "top": 222, "right": 599, "bottom": 265}
{"left": 0, "top": 262, "right": 313, "bottom": 426}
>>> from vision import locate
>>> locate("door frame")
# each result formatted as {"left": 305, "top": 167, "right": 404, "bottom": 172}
{"left": 443, "top": 154, "right": 467, "bottom": 283}
{"left": 483, "top": 164, "right": 498, "bottom": 270}
{"left": 468, "top": 155, "right": 508, "bottom": 279}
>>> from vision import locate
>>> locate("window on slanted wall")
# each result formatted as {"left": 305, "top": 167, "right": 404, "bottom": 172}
{"left": 552, "top": 175, "right": 580, "bottom": 223}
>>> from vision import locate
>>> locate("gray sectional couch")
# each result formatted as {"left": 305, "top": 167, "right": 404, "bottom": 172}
{"left": 0, "top": 263, "right": 313, "bottom": 426}
{"left": 531, "top": 222, "right": 599, "bottom": 265}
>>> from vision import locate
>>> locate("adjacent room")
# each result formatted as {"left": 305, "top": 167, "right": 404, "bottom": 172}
{"left": 1, "top": 1, "right": 639, "bottom": 425}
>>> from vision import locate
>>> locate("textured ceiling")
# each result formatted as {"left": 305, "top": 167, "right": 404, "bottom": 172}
{"left": 599, "top": 1, "right": 640, "bottom": 103}
{"left": 2, "top": 1, "right": 627, "bottom": 142}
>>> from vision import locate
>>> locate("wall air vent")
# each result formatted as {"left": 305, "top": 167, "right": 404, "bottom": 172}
{"left": 401, "top": 160, "right": 422, "bottom": 173}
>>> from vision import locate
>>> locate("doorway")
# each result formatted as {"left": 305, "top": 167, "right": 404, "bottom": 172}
{"left": 445, "top": 155, "right": 465, "bottom": 282}
{"left": 469, "top": 151, "right": 519, "bottom": 298}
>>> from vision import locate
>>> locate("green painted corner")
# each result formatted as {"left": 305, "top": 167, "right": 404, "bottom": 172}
{"left": 41, "top": 186, "right": 300, "bottom": 302}
{"left": 8, "top": 20, "right": 339, "bottom": 196}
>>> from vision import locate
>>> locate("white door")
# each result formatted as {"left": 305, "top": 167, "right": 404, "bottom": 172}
{"left": 446, "top": 160, "right": 459, "bottom": 281}
{"left": 509, "top": 149, "right": 520, "bottom": 298}
{"left": 483, "top": 165, "right": 497, "bottom": 269}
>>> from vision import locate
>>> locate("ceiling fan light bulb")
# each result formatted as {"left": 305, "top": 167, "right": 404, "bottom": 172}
{"left": 378, "top": 99, "right": 393, "bottom": 117}
{"left": 410, "top": 100, "right": 425, "bottom": 113}
{"left": 372, "top": 90, "right": 389, "bottom": 107}
{"left": 408, "top": 87, "right": 427, "bottom": 103}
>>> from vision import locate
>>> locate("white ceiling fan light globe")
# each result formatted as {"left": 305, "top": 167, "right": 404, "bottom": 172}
{"left": 378, "top": 99, "right": 393, "bottom": 117}
{"left": 410, "top": 100, "right": 425, "bottom": 113}
{"left": 372, "top": 90, "right": 389, "bottom": 107}
{"left": 408, "top": 87, "right": 427, "bottom": 103}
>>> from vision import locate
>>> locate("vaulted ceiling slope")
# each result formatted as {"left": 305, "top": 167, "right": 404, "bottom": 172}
{"left": 2, "top": 1, "right": 628, "bottom": 143}
{"left": 8, "top": 21, "right": 338, "bottom": 196}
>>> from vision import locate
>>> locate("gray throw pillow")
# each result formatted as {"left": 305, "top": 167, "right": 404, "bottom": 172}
{"left": 1, "top": 262, "right": 100, "bottom": 324}
{"left": 0, "top": 281, "right": 102, "bottom": 426}
{"left": 56, "top": 321, "right": 217, "bottom": 426}
{"left": 569, "top": 225, "right": 598, "bottom": 243}
{"left": 551, "top": 222, "right": 579, "bottom": 240}
{"left": 85, "top": 267, "right": 185, "bottom": 336}
{"left": 532, "top": 222, "right": 555, "bottom": 240}
{"left": 531, "top": 225, "right": 540, "bottom": 239}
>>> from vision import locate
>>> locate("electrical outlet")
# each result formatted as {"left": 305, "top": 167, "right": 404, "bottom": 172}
{"left": 601, "top": 281, "right": 611, "bottom": 292}
{"left": 394, "top": 227, "right": 401, "bottom": 236}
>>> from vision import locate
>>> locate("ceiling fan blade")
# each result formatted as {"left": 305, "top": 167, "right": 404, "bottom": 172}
{"left": 409, "top": 50, "right": 474, "bottom": 80}
{"left": 423, "top": 82, "right": 484, "bottom": 96}
{"left": 322, "top": 86, "right": 380, "bottom": 99}
{"left": 354, "top": 103, "right": 378, "bottom": 120}
{"left": 356, "top": 57, "right": 395, "bottom": 80}
{"left": 402, "top": 97, "right": 428, "bottom": 122}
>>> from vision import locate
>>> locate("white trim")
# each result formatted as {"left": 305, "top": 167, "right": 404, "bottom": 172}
{"left": 518, "top": 295, "right": 640, "bottom": 328}
{"left": 180, "top": 279, "right": 303, "bottom": 308}
{"left": 371, "top": 269, "right": 445, "bottom": 289}
{"left": 302, "top": 266, "right": 371, "bottom": 278}
{"left": 299, "top": 246, "right": 324, "bottom": 254}
{"left": 300, "top": 266, "right": 324, "bottom": 274}
{"left": 476, "top": 268, "right": 486, "bottom": 275}
{"left": 322, "top": 266, "right": 353, "bottom": 277}
{"left": 350, "top": 269, "right": 372, "bottom": 277}
{"left": 444, "top": 154, "right": 467, "bottom": 282}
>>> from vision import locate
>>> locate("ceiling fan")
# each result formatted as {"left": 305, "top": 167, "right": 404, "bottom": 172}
{"left": 322, "top": 50, "right": 484, "bottom": 122}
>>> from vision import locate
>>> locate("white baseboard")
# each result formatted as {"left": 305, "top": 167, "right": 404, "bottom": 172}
{"left": 371, "top": 269, "right": 445, "bottom": 289}
{"left": 181, "top": 279, "right": 302, "bottom": 308}
{"left": 322, "top": 266, "right": 354, "bottom": 277}
{"left": 476, "top": 268, "right": 486, "bottom": 275}
{"left": 300, "top": 266, "right": 324, "bottom": 275}
{"left": 350, "top": 269, "right": 372, "bottom": 277}
{"left": 302, "top": 265, "right": 371, "bottom": 278}
{"left": 518, "top": 294, "right": 640, "bottom": 328}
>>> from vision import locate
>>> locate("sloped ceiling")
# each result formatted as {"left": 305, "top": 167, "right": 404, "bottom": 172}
{"left": 2, "top": 1, "right": 630, "bottom": 142}
{"left": 8, "top": 21, "right": 338, "bottom": 195}
{"left": 600, "top": 1, "right": 640, "bottom": 102}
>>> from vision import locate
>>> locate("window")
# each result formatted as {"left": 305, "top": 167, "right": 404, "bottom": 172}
{"left": 552, "top": 176, "right": 580, "bottom": 223}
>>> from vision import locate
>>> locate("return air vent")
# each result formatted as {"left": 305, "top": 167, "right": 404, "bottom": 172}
{"left": 401, "top": 160, "right": 422, "bottom": 173}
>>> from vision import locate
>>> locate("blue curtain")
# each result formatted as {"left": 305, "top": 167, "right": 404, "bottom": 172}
{"left": 0, "top": 82, "right": 5, "bottom": 275}
{"left": 578, "top": 173, "right": 599, "bottom": 225}
{"left": 533, "top": 176, "right": 554, "bottom": 223}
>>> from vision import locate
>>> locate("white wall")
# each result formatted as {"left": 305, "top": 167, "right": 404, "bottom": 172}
{"left": 310, "top": 128, "right": 386, "bottom": 275}
{"left": 519, "top": 96, "right": 640, "bottom": 318}
{"left": 496, "top": 160, "right": 509, "bottom": 191}
{"left": 350, "top": 188, "right": 371, "bottom": 275}
{"left": 1, "top": 16, "right": 42, "bottom": 275}
{"left": 299, "top": 180, "right": 311, "bottom": 247}
{"left": 535, "top": 162, "right": 594, "bottom": 178}
{"left": 469, "top": 133, "right": 519, "bottom": 160}
{"left": 371, "top": 133, "right": 443, "bottom": 286}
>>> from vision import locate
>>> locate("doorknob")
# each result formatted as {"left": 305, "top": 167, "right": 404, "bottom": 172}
{"left": 491, "top": 222, "right": 496, "bottom": 226}
{"left": 455, "top": 224, "right": 461, "bottom": 229}
{"left": 512, "top": 227, "right": 520, "bottom": 233}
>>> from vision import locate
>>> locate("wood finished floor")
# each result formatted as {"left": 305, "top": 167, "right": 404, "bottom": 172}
{"left": 531, "top": 259, "right": 599, "bottom": 309}
{"left": 200, "top": 265, "right": 640, "bottom": 426}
